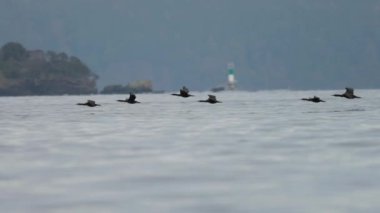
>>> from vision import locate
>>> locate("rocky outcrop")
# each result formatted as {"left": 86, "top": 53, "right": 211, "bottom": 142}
{"left": 101, "top": 80, "right": 152, "bottom": 94}
{"left": 0, "top": 42, "right": 98, "bottom": 96}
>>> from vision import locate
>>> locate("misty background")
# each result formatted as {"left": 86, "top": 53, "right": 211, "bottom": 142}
{"left": 1, "top": 0, "right": 379, "bottom": 91}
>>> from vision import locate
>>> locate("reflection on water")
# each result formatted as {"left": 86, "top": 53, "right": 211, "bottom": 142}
{"left": 0, "top": 90, "right": 380, "bottom": 212}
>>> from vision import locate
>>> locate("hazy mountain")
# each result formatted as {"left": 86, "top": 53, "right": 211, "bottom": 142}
{"left": 1, "top": 0, "right": 379, "bottom": 90}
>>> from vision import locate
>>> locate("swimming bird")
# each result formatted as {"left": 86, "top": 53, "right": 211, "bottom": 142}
{"left": 198, "top": 95, "right": 221, "bottom": 104}
{"left": 77, "top": 100, "right": 100, "bottom": 107}
{"left": 333, "top": 87, "right": 361, "bottom": 99}
{"left": 301, "top": 96, "right": 325, "bottom": 103}
{"left": 117, "top": 93, "right": 140, "bottom": 104}
{"left": 172, "top": 86, "right": 193, "bottom": 98}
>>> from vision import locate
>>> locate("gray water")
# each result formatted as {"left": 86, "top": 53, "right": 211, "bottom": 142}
{"left": 1, "top": 90, "right": 380, "bottom": 213}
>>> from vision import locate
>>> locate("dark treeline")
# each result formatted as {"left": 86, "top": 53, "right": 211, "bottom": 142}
{"left": 0, "top": 42, "right": 98, "bottom": 96}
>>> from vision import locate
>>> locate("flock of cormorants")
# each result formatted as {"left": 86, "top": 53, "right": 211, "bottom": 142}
{"left": 301, "top": 87, "right": 360, "bottom": 103}
{"left": 77, "top": 87, "right": 359, "bottom": 107}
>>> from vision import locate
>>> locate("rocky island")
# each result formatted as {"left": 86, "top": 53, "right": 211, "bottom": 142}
{"left": 0, "top": 42, "right": 98, "bottom": 96}
{"left": 101, "top": 80, "right": 153, "bottom": 94}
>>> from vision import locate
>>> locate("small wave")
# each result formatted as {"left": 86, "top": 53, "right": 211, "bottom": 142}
{"left": 304, "top": 108, "right": 366, "bottom": 114}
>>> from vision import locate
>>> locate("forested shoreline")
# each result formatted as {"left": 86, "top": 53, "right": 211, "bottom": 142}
{"left": 0, "top": 42, "right": 98, "bottom": 96}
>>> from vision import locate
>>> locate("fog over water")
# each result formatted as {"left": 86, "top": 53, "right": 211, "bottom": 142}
{"left": 1, "top": 90, "right": 380, "bottom": 212}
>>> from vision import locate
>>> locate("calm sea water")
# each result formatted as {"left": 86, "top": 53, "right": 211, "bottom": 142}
{"left": 1, "top": 90, "right": 380, "bottom": 213}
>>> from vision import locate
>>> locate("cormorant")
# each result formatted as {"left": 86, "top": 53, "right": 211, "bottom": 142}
{"left": 333, "top": 88, "right": 361, "bottom": 99}
{"left": 301, "top": 96, "right": 325, "bottom": 103}
{"left": 77, "top": 100, "right": 100, "bottom": 107}
{"left": 172, "top": 86, "right": 193, "bottom": 98}
{"left": 117, "top": 93, "right": 140, "bottom": 104}
{"left": 198, "top": 95, "right": 221, "bottom": 104}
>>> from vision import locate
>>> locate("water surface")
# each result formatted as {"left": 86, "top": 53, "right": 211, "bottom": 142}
{"left": 1, "top": 90, "right": 380, "bottom": 212}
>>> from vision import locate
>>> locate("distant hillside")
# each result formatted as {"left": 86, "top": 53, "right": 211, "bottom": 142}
{"left": 0, "top": 42, "right": 98, "bottom": 96}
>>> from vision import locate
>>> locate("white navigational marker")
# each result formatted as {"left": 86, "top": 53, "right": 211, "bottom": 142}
{"left": 227, "top": 62, "right": 236, "bottom": 90}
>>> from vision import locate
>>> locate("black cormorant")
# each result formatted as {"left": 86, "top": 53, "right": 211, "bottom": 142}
{"left": 172, "top": 86, "right": 193, "bottom": 98}
{"left": 198, "top": 95, "right": 221, "bottom": 104}
{"left": 301, "top": 96, "right": 325, "bottom": 103}
{"left": 117, "top": 93, "right": 140, "bottom": 104}
{"left": 333, "top": 88, "right": 361, "bottom": 99}
{"left": 77, "top": 100, "right": 100, "bottom": 107}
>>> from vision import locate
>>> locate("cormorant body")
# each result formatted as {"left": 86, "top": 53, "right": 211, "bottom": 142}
{"left": 198, "top": 95, "right": 221, "bottom": 104}
{"left": 301, "top": 96, "right": 325, "bottom": 103}
{"left": 77, "top": 100, "right": 100, "bottom": 107}
{"left": 333, "top": 88, "right": 360, "bottom": 99}
{"left": 118, "top": 93, "right": 140, "bottom": 104}
{"left": 172, "top": 86, "right": 193, "bottom": 98}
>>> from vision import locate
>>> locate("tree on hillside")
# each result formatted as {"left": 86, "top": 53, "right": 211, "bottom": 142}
{"left": 0, "top": 42, "right": 98, "bottom": 95}
{"left": 0, "top": 42, "right": 28, "bottom": 61}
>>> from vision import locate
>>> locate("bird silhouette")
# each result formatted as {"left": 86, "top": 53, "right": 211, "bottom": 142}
{"left": 301, "top": 96, "right": 325, "bottom": 103}
{"left": 172, "top": 86, "right": 193, "bottom": 98}
{"left": 333, "top": 88, "right": 360, "bottom": 99}
{"left": 117, "top": 93, "right": 140, "bottom": 104}
{"left": 77, "top": 100, "right": 100, "bottom": 107}
{"left": 198, "top": 95, "right": 221, "bottom": 104}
